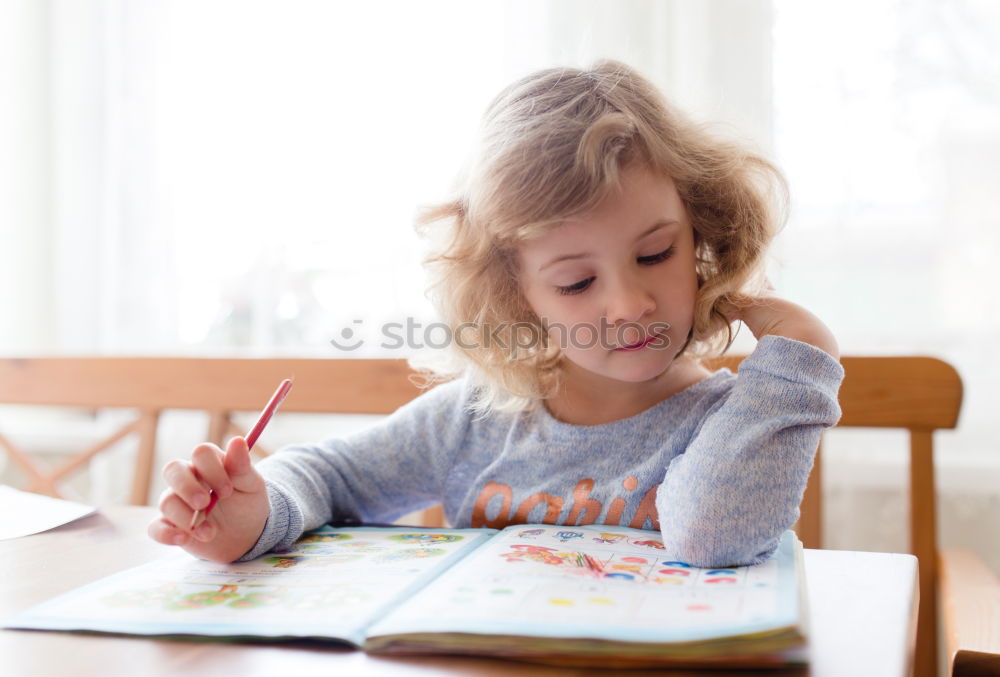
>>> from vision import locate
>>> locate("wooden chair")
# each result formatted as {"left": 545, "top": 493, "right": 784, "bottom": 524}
{"left": 0, "top": 355, "right": 997, "bottom": 676}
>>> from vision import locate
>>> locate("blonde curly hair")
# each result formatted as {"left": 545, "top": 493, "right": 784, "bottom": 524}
{"left": 414, "top": 60, "right": 787, "bottom": 415}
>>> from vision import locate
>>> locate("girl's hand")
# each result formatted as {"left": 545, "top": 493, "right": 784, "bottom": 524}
{"left": 718, "top": 291, "right": 840, "bottom": 360}
{"left": 147, "top": 436, "right": 270, "bottom": 563}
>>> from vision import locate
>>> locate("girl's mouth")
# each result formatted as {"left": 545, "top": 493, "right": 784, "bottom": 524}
{"left": 613, "top": 332, "right": 662, "bottom": 352}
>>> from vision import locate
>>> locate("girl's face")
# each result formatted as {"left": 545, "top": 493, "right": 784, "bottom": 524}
{"left": 518, "top": 164, "right": 699, "bottom": 387}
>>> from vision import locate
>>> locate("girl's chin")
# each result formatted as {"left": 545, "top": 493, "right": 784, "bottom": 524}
{"left": 568, "top": 355, "right": 676, "bottom": 385}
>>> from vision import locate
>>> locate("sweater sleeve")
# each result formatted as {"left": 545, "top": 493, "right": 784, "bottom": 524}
{"left": 236, "top": 376, "right": 472, "bottom": 561}
{"left": 655, "top": 335, "right": 844, "bottom": 568}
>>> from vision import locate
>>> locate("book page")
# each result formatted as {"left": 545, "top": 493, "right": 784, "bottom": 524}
{"left": 367, "top": 525, "right": 802, "bottom": 645}
{"left": 7, "top": 525, "right": 493, "bottom": 646}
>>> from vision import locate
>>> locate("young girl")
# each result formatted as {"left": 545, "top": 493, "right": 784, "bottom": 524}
{"left": 149, "top": 60, "right": 842, "bottom": 568}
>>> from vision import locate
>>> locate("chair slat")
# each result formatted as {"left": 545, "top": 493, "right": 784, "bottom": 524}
{"left": 0, "top": 358, "right": 422, "bottom": 413}
{"left": 911, "top": 429, "right": 939, "bottom": 677}
{"left": 129, "top": 410, "right": 160, "bottom": 506}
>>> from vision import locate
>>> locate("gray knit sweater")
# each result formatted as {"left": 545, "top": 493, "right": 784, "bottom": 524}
{"left": 240, "top": 335, "right": 844, "bottom": 568}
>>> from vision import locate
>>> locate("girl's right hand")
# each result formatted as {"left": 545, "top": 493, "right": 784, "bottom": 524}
{"left": 147, "top": 436, "right": 270, "bottom": 563}
{"left": 717, "top": 291, "right": 840, "bottom": 360}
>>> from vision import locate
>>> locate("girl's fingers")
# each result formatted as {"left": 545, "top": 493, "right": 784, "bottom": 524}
{"left": 224, "top": 436, "right": 263, "bottom": 493}
{"left": 162, "top": 457, "right": 213, "bottom": 511}
{"left": 154, "top": 438, "right": 261, "bottom": 552}
{"left": 157, "top": 490, "right": 215, "bottom": 541}
{"left": 157, "top": 489, "right": 195, "bottom": 534}
{"left": 717, "top": 294, "right": 749, "bottom": 324}
{"left": 148, "top": 515, "right": 215, "bottom": 546}
{"left": 147, "top": 511, "right": 198, "bottom": 546}
{"left": 152, "top": 439, "right": 250, "bottom": 550}
{"left": 191, "top": 443, "right": 234, "bottom": 500}
{"left": 148, "top": 516, "right": 186, "bottom": 545}
{"left": 718, "top": 291, "right": 778, "bottom": 324}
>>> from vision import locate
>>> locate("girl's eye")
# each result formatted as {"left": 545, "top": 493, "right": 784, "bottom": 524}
{"left": 637, "top": 245, "right": 676, "bottom": 265}
{"left": 556, "top": 277, "right": 595, "bottom": 296}
{"left": 553, "top": 246, "right": 674, "bottom": 295}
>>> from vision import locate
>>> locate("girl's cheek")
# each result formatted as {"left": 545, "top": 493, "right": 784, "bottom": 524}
{"left": 545, "top": 322, "right": 568, "bottom": 347}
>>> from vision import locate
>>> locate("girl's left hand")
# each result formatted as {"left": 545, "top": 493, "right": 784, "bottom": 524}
{"left": 718, "top": 291, "right": 840, "bottom": 360}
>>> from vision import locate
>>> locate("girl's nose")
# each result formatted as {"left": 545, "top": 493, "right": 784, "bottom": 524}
{"left": 605, "top": 273, "right": 655, "bottom": 324}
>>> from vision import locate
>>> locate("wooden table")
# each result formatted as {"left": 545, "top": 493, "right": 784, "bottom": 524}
{"left": 0, "top": 507, "right": 918, "bottom": 676}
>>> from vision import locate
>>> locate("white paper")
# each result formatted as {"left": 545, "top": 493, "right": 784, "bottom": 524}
{"left": 0, "top": 485, "right": 97, "bottom": 540}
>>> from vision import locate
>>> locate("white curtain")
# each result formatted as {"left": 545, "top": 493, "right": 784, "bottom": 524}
{"left": 8, "top": 0, "right": 775, "bottom": 358}
{"left": 770, "top": 0, "right": 1000, "bottom": 563}
{"left": 0, "top": 0, "right": 51, "bottom": 353}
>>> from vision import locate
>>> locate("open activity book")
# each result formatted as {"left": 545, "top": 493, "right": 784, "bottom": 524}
{"left": 7, "top": 523, "right": 808, "bottom": 668}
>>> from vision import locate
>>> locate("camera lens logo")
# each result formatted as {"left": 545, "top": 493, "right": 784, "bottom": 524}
{"left": 329, "top": 320, "right": 364, "bottom": 351}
